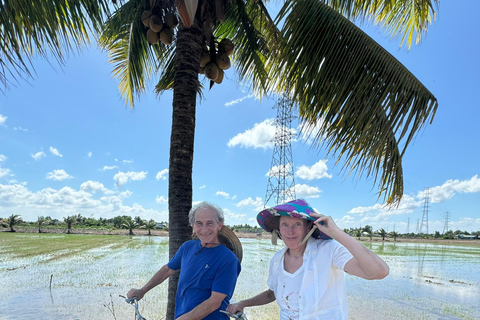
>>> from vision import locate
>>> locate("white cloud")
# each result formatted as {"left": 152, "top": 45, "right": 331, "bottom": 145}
{"left": 31, "top": 151, "right": 46, "bottom": 161}
{"left": 0, "top": 167, "right": 12, "bottom": 179}
{"left": 227, "top": 119, "right": 277, "bottom": 149}
{"left": 46, "top": 169, "right": 73, "bottom": 181}
{"left": 296, "top": 160, "right": 332, "bottom": 180}
{"left": 0, "top": 183, "right": 168, "bottom": 222}
{"left": 102, "top": 165, "right": 118, "bottom": 170}
{"left": 87, "top": 152, "right": 92, "bottom": 158}
{"left": 294, "top": 183, "right": 321, "bottom": 198}
{"left": 80, "top": 181, "right": 113, "bottom": 194}
{"left": 0, "top": 114, "right": 6, "bottom": 126}
{"left": 114, "top": 171, "right": 147, "bottom": 188}
{"left": 266, "top": 164, "right": 293, "bottom": 177}
{"left": 298, "top": 119, "right": 327, "bottom": 144}
{"left": 49, "top": 146, "right": 63, "bottom": 157}
{"left": 156, "top": 169, "right": 169, "bottom": 180}
{"left": 199, "top": 185, "right": 206, "bottom": 189}
{"left": 421, "top": 175, "right": 480, "bottom": 203}
{"left": 156, "top": 196, "right": 168, "bottom": 204}
{"left": 237, "top": 196, "right": 263, "bottom": 209}
{"left": 216, "top": 191, "right": 230, "bottom": 199}
{"left": 223, "top": 208, "right": 247, "bottom": 223}
{"left": 13, "top": 127, "right": 28, "bottom": 132}
{"left": 225, "top": 94, "right": 254, "bottom": 107}
{"left": 0, "top": 155, "right": 6, "bottom": 162}
{"left": 123, "top": 159, "right": 134, "bottom": 164}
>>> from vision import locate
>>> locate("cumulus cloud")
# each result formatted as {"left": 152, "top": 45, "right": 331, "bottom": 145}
{"left": 421, "top": 175, "right": 480, "bottom": 203}
{"left": 216, "top": 191, "right": 230, "bottom": 199}
{"left": 296, "top": 160, "right": 332, "bottom": 180}
{"left": 298, "top": 119, "right": 327, "bottom": 144}
{"left": 114, "top": 171, "right": 147, "bottom": 188}
{"left": 266, "top": 164, "right": 293, "bottom": 177}
{"left": 0, "top": 155, "right": 6, "bottom": 162}
{"left": 87, "top": 152, "right": 92, "bottom": 158}
{"left": 294, "top": 183, "right": 321, "bottom": 198}
{"left": 227, "top": 119, "right": 277, "bottom": 149}
{"left": 237, "top": 196, "right": 263, "bottom": 209}
{"left": 223, "top": 208, "right": 247, "bottom": 222}
{"left": 49, "top": 146, "right": 63, "bottom": 157}
{"left": 0, "top": 182, "right": 167, "bottom": 222}
{"left": 31, "top": 150, "right": 46, "bottom": 161}
{"left": 225, "top": 94, "right": 254, "bottom": 107}
{"left": 0, "top": 114, "right": 6, "bottom": 126}
{"left": 0, "top": 167, "right": 12, "bottom": 179}
{"left": 80, "top": 180, "right": 114, "bottom": 194}
{"left": 156, "top": 169, "right": 169, "bottom": 180}
{"left": 156, "top": 196, "right": 168, "bottom": 204}
{"left": 46, "top": 169, "right": 73, "bottom": 181}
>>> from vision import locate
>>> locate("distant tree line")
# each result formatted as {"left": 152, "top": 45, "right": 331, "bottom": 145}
{"left": 0, "top": 214, "right": 168, "bottom": 235}
{"left": 1, "top": 215, "right": 479, "bottom": 240}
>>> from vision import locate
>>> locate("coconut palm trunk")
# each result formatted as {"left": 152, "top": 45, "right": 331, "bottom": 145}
{"left": 166, "top": 20, "right": 203, "bottom": 320}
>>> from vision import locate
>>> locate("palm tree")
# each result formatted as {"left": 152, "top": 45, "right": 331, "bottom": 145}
{"left": 378, "top": 228, "right": 387, "bottom": 241}
{"left": 390, "top": 231, "right": 399, "bottom": 241}
{"left": 1, "top": 1, "right": 439, "bottom": 318}
{"left": 8, "top": 214, "right": 22, "bottom": 232}
{"left": 64, "top": 216, "right": 76, "bottom": 234}
{"left": 37, "top": 216, "right": 49, "bottom": 233}
{"left": 144, "top": 219, "right": 157, "bottom": 236}
{"left": 121, "top": 217, "right": 138, "bottom": 235}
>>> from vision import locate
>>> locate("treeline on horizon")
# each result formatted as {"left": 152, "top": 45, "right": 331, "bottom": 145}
{"left": 1, "top": 214, "right": 479, "bottom": 239}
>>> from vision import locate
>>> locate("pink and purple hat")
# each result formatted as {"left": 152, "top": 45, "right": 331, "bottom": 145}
{"left": 257, "top": 199, "right": 331, "bottom": 240}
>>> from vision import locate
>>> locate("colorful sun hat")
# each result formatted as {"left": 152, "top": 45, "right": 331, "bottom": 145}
{"left": 257, "top": 199, "right": 331, "bottom": 240}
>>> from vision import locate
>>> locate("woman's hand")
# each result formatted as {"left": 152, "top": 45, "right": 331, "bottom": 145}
{"left": 226, "top": 301, "right": 245, "bottom": 314}
{"left": 309, "top": 212, "right": 341, "bottom": 237}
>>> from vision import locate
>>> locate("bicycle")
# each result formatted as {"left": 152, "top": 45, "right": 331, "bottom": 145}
{"left": 119, "top": 295, "right": 147, "bottom": 320}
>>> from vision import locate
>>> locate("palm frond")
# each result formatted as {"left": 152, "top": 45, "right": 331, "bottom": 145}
{"left": 0, "top": 0, "right": 110, "bottom": 89}
{"left": 271, "top": 0, "right": 438, "bottom": 203}
{"left": 320, "top": 0, "right": 439, "bottom": 49}
{"left": 213, "top": 0, "right": 278, "bottom": 95}
{"left": 99, "top": 0, "right": 174, "bottom": 107}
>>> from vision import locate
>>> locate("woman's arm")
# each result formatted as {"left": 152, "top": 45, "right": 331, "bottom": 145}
{"left": 311, "top": 213, "right": 389, "bottom": 280}
{"left": 226, "top": 289, "right": 276, "bottom": 314}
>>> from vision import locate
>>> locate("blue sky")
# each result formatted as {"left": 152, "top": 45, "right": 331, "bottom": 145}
{"left": 0, "top": 1, "right": 479, "bottom": 233}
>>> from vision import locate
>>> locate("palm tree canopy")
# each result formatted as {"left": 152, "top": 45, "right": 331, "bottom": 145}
{"left": 0, "top": 0, "right": 110, "bottom": 90}
{"left": 268, "top": 0, "right": 438, "bottom": 203}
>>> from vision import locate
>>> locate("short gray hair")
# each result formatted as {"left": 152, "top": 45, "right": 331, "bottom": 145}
{"left": 188, "top": 202, "right": 225, "bottom": 226}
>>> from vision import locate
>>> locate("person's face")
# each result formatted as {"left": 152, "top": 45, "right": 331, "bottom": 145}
{"left": 279, "top": 216, "right": 310, "bottom": 250}
{"left": 193, "top": 208, "right": 223, "bottom": 245}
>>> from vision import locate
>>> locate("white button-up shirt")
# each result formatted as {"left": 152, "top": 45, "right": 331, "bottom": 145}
{"left": 268, "top": 237, "right": 353, "bottom": 320}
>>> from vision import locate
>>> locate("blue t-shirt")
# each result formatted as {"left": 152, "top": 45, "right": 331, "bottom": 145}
{"left": 167, "top": 240, "right": 241, "bottom": 319}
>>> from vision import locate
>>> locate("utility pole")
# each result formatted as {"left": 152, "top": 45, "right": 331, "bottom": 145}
{"left": 442, "top": 211, "right": 451, "bottom": 234}
{"left": 264, "top": 97, "right": 296, "bottom": 207}
{"left": 419, "top": 187, "right": 430, "bottom": 235}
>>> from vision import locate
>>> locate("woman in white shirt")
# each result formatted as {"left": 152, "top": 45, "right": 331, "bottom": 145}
{"left": 227, "top": 199, "right": 389, "bottom": 320}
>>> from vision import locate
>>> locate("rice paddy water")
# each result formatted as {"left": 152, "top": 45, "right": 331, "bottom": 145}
{"left": 0, "top": 233, "right": 478, "bottom": 320}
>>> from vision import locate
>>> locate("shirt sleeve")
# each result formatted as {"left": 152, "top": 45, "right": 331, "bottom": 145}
{"left": 212, "top": 257, "right": 241, "bottom": 296}
{"left": 167, "top": 242, "right": 186, "bottom": 271}
{"left": 331, "top": 240, "right": 354, "bottom": 271}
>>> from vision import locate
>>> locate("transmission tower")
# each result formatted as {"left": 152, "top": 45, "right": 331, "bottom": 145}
{"left": 442, "top": 211, "right": 451, "bottom": 234}
{"left": 406, "top": 217, "right": 410, "bottom": 234}
{"left": 264, "top": 97, "right": 296, "bottom": 207}
{"left": 415, "top": 219, "right": 420, "bottom": 234}
{"left": 419, "top": 187, "right": 430, "bottom": 234}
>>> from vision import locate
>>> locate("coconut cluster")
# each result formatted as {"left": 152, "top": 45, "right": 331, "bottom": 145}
{"left": 199, "top": 39, "right": 234, "bottom": 84}
{"left": 142, "top": 10, "right": 178, "bottom": 45}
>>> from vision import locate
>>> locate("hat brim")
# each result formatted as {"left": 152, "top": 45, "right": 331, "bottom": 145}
{"left": 192, "top": 226, "right": 243, "bottom": 262}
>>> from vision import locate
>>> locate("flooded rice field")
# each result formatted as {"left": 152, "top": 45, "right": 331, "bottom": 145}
{"left": 0, "top": 233, "right": 478, "bottom": 320}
